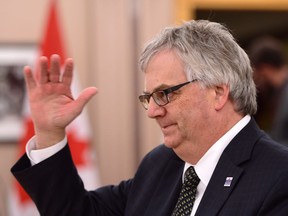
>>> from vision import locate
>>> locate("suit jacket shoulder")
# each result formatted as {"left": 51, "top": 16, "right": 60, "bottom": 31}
{"left": 196, "top": 118, "right": 288, "bottom": 216}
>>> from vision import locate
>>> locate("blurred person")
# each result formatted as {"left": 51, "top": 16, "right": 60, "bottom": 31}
{"left": 11, "top": 20, "right": 288, "bottom": 215}
{"left": 249, "top": 37, "right": 288, "bottom": 145}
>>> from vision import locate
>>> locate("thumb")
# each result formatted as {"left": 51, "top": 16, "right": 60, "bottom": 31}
{"left": 74, "top": 87, "right": 98, "bottom": 113}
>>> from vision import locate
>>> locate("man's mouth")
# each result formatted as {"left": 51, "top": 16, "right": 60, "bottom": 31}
{"left": 161, "top": 124, "right": 176, "bottom": 132}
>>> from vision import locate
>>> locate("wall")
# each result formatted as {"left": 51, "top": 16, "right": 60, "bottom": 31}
{"left": 86, "top": 0, "right": 173, "bottom": 184}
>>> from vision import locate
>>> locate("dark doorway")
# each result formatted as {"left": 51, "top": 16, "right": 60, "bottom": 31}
{"left": 196, "top": 9, "right": 288, "bottom": 49}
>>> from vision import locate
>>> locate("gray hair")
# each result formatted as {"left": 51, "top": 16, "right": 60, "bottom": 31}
{"left": 139, "top": 20, "right": 257, "bottom": 115}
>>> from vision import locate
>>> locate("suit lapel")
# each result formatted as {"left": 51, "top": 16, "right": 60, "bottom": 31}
{"left": 195, "top": 154, "right": 243, "bottom": 215}
{"left": 195, "top": 118, "right": 264, "bottom": 215}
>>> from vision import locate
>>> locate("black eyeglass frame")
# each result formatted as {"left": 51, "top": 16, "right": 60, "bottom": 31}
{"left": 138, "top": 79, "right": 197, "bottom": 110}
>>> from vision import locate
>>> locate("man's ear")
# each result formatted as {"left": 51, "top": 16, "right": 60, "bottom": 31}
{"left": 214, "top": 84, "right": 229, "bottom": 111}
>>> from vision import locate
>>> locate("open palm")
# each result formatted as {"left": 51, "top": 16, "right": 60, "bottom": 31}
{"left": 24, "top": 54, "right": 97, "bottom": 148}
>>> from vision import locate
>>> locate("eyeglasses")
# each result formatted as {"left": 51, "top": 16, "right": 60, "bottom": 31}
{"left": 138, "top": 80, "right": 197, "bottom": 110}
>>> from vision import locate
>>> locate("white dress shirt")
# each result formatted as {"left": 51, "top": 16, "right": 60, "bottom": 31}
{"left": 26, "top": 115, "right": 251, "bottom": 215}
{"left": 26, "top": 136, "right": 67, "bottom": 165}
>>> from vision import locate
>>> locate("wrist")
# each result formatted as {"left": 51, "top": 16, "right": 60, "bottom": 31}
{"left": 34, "top": 128, "right": 66, "bottom": 149}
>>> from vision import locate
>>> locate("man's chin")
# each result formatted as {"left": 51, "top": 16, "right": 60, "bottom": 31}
{"left": 163, "top": 139, "right": 180, "bottom": 149}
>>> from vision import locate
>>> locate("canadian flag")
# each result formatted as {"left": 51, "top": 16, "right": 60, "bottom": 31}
{"left": 8, "top": 0, "right": 100, "bottom": 215}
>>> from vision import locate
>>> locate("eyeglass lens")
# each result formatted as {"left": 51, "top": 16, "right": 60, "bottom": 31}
{"left": 153, "top": 91, "right": 168, "bottom": 106}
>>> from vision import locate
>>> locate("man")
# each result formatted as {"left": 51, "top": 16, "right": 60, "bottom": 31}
{"left": 12, "top": 20, "right": 288, "bottom": 215}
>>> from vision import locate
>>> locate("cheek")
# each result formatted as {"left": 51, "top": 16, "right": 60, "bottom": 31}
{"left": 176, "top": 93, "right": 212, "bottom": 128}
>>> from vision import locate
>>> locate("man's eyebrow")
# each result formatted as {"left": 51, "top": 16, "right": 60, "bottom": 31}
{"left": 143, "top": 83, "right": 171, "bottom": 94}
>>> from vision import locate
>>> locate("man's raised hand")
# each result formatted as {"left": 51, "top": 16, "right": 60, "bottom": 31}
{"left": 24, "top": 54, "right": 97, "bottom": 149}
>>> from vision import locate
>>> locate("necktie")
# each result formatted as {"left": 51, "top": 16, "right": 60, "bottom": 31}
{"left": 172, "top": 166, "right": 200, "bottom": 216}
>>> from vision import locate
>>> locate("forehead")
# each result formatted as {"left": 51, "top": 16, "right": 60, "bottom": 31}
{"left": 144, "top": 49, "right": 187, "bottom": 91}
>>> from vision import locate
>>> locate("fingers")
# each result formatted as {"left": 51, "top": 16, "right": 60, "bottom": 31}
{"left": 39, "top": 56, "right": 49, "bottom": 84}
{"left": 23, "top": 66, "right": 36, "bottom": 90}
{"left": 49, "top": 55, "right": 61, "bottom": 83}
{"left": 38, "top": 54, "right": 62, "bottom": 84}
{"left": 62, "top": 58, "right": 74, "bottom": 86}
{"left": 30, "top": 55, "right": 76, "bottom": 88}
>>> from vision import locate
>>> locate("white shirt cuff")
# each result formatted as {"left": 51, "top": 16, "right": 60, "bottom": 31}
{"left": 26, "top": 136, "right": 67, "bottom": 166}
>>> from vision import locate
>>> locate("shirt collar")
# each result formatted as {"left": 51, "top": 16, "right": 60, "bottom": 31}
{"left": 183, "top": 115, "right": 251, "bottom": 185}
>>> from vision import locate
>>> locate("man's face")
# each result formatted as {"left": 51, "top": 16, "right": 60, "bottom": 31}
{"left": 144, "top": 49, "right": 214, "bottom": 153}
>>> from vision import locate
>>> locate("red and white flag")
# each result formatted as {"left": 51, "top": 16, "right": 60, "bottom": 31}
{"left": 8, "top": 0, "right": 100, "bottom": 215}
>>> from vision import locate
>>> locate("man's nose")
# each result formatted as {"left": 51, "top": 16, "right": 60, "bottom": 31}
{"left": 147, "top": 98, "right": 165, "bottom": 118}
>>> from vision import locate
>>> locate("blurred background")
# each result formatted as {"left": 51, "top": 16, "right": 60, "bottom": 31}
{"left": 0, "top": 0, "right": 287, "bottom": 215}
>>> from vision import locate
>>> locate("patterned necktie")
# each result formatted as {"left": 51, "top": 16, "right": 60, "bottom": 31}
{"left": 172, "top": 166, "right": 200, "bottom": 216}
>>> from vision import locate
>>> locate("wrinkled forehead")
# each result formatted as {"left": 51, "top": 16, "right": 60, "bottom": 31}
{"left": 143, "top": 50, "right": 188, "bottom": 93}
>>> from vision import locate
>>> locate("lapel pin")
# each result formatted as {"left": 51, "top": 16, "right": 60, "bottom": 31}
{"left": 224, "top": 177, "right": 233, "bottom": 187}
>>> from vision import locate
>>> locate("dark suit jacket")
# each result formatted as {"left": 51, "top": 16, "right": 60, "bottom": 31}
{"left": 11, "top": 119, "right": 288, "bottom": 216}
